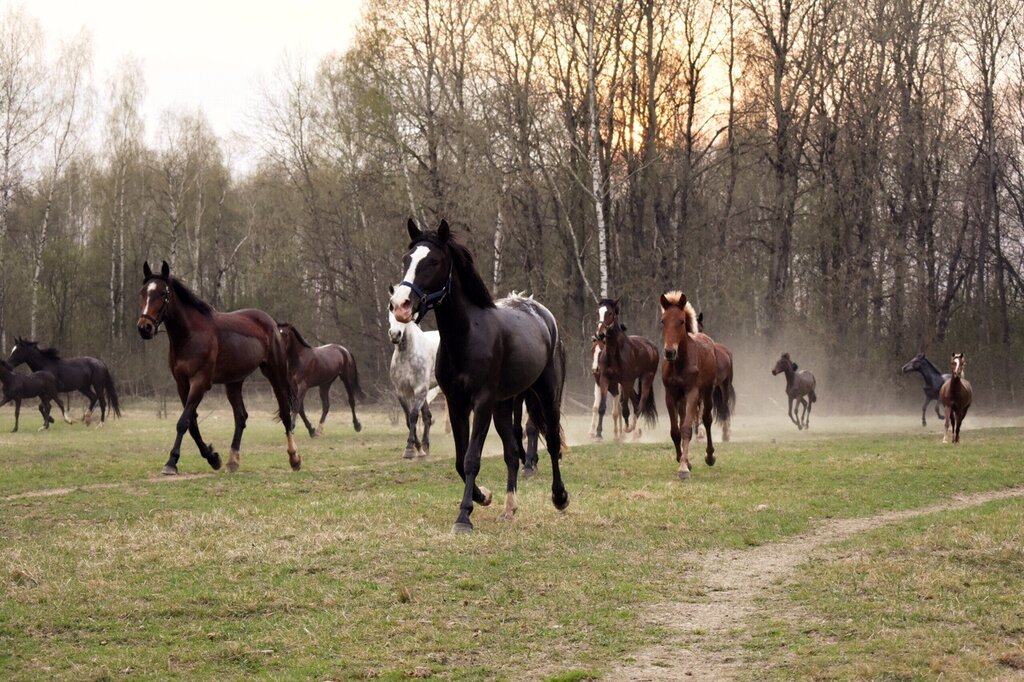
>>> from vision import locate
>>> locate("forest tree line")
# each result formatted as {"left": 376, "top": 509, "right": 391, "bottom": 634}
{"left": 2, "top": 0, "right": 1023, "bottom": 406}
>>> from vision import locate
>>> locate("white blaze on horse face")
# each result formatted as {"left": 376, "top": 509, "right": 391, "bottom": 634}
{"left": 141, "top": 281, "right": 160, "bottom": 318}
{"left": 390, "top": 245, "right": 432, "bottom": 312}
{"left": 598, "top": 305, "right": 608, "bottom": 324}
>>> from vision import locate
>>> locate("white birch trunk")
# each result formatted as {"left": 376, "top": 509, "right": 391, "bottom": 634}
{"left": 587, "top": 0, "right": 610, "bottom": 298}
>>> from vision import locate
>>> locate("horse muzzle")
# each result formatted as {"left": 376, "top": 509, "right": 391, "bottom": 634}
{"left": 391, "top": 298, "right": 414, "bottom": 324}
{"left": 138, "top": 320, "right": 156, "bottom": 340}
{"left": 389, "top": 330, "right": 404, "bottom": 345}
{"left": 664, "top": 347, "right": 677, "bottom": 361}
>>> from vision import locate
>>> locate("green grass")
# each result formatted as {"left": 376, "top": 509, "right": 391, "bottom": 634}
{"left": 746, "top": 498, "right": 1024, "bottom": 680}
{"left": 1, "top": 408, "right": 1022, "bottom": 680}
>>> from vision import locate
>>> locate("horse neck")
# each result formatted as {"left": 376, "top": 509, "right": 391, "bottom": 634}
{"left": 163, "top": 300, "right": 208, "bottom": 345}
{"left": 783, "top": 366, "right": 797, "bottom": 387}
{"left": 21, "top": 351, "right": 50, "bottom": 372}
{"left": 433, "top": 273, "right": 474, "bottom": 346}
{"left": 920, "top": 359, "right": 943, "bottom": 384}
{"left": 604, "top": 324, "right": 628, "bottom": 362}
{"left": 400, "top": 322, "right": 425, "bottom": 354}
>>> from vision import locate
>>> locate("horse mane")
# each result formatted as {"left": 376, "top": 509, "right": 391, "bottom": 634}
{"left": 413, "top": 231, "right": 495, "bottom": 309}
{"left": 662, "top": 291, "right": 699, "bottom": 334}
{"left": 289, "top": 326, "right": 313, "bottom": 349}
{"left": 145, "top": 275, "right": 214, "bottom": 317}
{"left": 39, "top": 346, "right": 61, "bottom": 360}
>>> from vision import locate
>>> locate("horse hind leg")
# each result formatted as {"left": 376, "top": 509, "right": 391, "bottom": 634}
{"left": 340, "top": 375, "right": 361, "bottom": 433}
{"left": 921, "top": 397, "right": 930, "bottom": 427}
{"left": 493, "top": 400, "right": 520, "bottom": 521}
{"left": 260, "top": 363, "right": 300, "bottom": 471}
{"left": 80, "top": 387, "right": 98, "bottom": 426}
{"left": 12, "top": 398, "right": 20, "bottom": 432}
{"left": 527, "top": 371, "right": 569, "bottom": 512}
{"left": 38, "top": 400, "right": 51, "bottom": 430}
{"left": 702, "top": 393, "right": 716, "bottom": 466}
{"left": 315, "top": 384, "right": 331, "bottom": 437}
{"left": 52, "top": 394, "right": 72, "bottom": 425}
{"left": 419, "top": 401, "right": 433, "bottom": 457}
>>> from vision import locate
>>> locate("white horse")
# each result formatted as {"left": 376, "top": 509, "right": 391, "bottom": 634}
{"left": 389, "top": 307, "right": 442, "bottom": 459}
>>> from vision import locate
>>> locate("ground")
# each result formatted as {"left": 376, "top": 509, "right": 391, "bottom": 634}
{"left": 0, "top": 404, "right": 1022, "bottom": 681}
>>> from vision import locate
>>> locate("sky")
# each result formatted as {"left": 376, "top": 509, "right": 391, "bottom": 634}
{"left": 2, "top": 0, "right": 364, "bottom": 162}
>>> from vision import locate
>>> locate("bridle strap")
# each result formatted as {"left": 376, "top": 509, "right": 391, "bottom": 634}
{"left": 141, "top": 286, "right": 170, "bottom": 333}
{"left": 399, "top": 267, "right": 452, "bottom": 324}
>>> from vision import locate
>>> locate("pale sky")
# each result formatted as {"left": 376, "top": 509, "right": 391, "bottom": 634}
{"left": 3, "top": 0, "right": 364, "bottom": 160}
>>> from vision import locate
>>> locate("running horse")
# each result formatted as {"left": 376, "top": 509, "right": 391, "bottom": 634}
{"left": 594, "top": 298, "right": 659, "bottom": 439}
{"left": 8, "top": 338, "right": 120, "bottom": 425}
{"left": 277, "top": 322, "right": 364, "bottom": 438}
{"left": 0, "top": 360, "right": 68, "bottom": 432}
{"left": 137, "top": 261, "right": 298, "bottom": 474}
{"left": 588, "top": 336, "right": 622, "bottom": 441}
{"left": 388, "top": 306, "right": 441, "bottom": 459}
{"left": 900, "top": 352, "right": 950, "bottom": 426}
{"left": 659, "top": 292, "right": 730, "bottom": 479}
{"left": 691, "top": 312, "right": 736, "bottom": 443}
{"left": 389, "top": 219, "right": 569, "bottom": 533}
{"left": 940, "top": 352, "right": 972, "bottom": 444}
{"left": 771, "top": 353, "right": 817, "bottom": 430}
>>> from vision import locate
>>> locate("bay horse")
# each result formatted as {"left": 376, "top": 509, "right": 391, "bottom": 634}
{"left": 901, "top": 352, "right": 950, "bottom": 426}
{"left": 659, "top": 292, "right": 728, "bottom": 479}
{"left": 388, "top": 307, "right": 442, "bottom": 459}
{"left": 8, "top": 338, "right": 120, "bottom": 425}
{"left": 772, "top": 353, "right": 817, "bottom": 430}
{"left": 940, "top": 352, "right": 972, "bottom": 444}
{"left": 588, "top": 336, "right": 622, "bottom": 441}
{"left": 0, "top": 360, "right": 68, "bottom": 432}
{"left": 690, "top": 313, "right": 736, "bottom": 443}
{"left": 595, "top": 298, "right": 659, "bottom": 439}
{"left": 389, "top": 219, "right": 568, "bottom": 533}
{"left": 137, "top": 261, "right": 298, "bottom": 475}
{"left": 277, "top": 322, "right": 363, "bottom": 438}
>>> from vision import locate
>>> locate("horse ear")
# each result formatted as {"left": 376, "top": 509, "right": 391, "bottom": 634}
{"left": 697, "top": 312, "right": 704, "bottom": 324}
{"left": 143, "top": 261, "right": 153, "bottom": 279}
{"left": 621, "top": 323, "right": 628, "bottom": 332}
{"left": 613, "top": 297, "right": 621, "bottom": 310}
{"left": 407, "top": 218, "right": 422, "bottom": 240}
{"left": 438, "top": 219, "right": 450, "bottom": 242}
{"left": 160, "top": 261, "right": 170, "bottom": 279}
{"left": 792, "top": 362, "right": 799, "bottom": 370}
{"left": 659, "top": 293, "right": 671, "bottom": 310}
{"left": 388, "top": 284, "right": 395, "bottom": 295}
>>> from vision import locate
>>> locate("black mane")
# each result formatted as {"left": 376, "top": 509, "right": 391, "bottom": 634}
{"left": 145, "top": 275, "right": 214, "bottom": 317}
{"left": 14, "top": 339, "right": 60, "bottom": 360}
{"left": 412, "top": 231, "right": 495, "bottom": 310}
{"left": 290, "top": 326, "right": 313, "bottom": 349}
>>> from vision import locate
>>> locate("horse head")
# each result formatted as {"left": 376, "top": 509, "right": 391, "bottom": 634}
{"left": 8, "top": 338, "right": 37, "bottom": 367}
{"left": 658, "top": 291, "right": 696, "bottom": 361}
{"left": 138, "top": 261, "right": 172, "bottom": 340}
{"left": 900, "top": 351, "right": 926, "bottom": 374}
{"left": 389, "top": 219, "right": 454, "bottom": 325}
{"left": 951, "top": 352, "right": 966, "bottom": 378}
{"left": 595, "top": 297, "right": 622, "bottom": 341}
{"left": 772, "top": 352, "right": 794, "bottom": 376}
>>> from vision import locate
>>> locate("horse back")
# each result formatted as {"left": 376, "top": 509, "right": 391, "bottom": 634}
{"left": 209, "top": 309, "right": 283, "bottom": 382}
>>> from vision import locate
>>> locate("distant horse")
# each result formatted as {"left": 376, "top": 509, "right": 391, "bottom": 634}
{"left": 389, "top": 219, "right": 568, "bottom": 532}
{"left": 388, "top": 306, "right": 442, "bottom": 459}
{"left": 595, "top": 298, "right": 659, "bottom": 439}
{"left": 137, "top": 261, "right": 297, "bottom": 475}
{"left": 0, "top": 360, "right": 68, "bottom": 432}
{"left": 659, "top": 291, "right": 727, "bottom": 479}
{"left": 901, "top": 352, "right": 950, "bottom": 426}
{"left": 772, "top": 353, "right": 817, "bottom": 430}
{"left": 277, "top": 322, "right": 363, "bottom": 438}
{"left": 940, "top": 352, "right": 972, "bottom": 444}
{"left": 9, "top": 338, "right": 120, "bottom": 425}
{"left": 588, "top": 336, "right": 622, "bottom": 441}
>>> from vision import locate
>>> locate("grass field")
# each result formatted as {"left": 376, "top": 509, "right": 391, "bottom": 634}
{"left": 1, "top": 404, "right": 1022, "bottom": 680}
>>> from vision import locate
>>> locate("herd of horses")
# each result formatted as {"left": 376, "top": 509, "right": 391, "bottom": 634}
{"left": 0, "top": 219, "right": 976, "bottom": 530}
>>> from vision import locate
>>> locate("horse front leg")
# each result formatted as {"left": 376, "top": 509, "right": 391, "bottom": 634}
{"left": 921, "top": 396, "right": 930, "bottom": 427}
{"left": 666, "top": 392, "right": 682, "bottom": 465}
{"left": 165, "top": 378, "right": 208, "bottom": 475}
{"left": 590, "top": 383, "right": 603, "bottom": 440}
{"left": 942, "top": 404, "right": 951, "bottom": 444}
{"left": 803, "top": 397, "right": 813, "bottom": 430}
{"left": 453, "top": 398, "right": 495, "bottom": 534}
{"left": 420, "top": 400, "right": 433, "bottom": 456}
{"left": 677, "top": 390, "right": 700, "bottom": 480}
{"left": 52, "top": 394, "right": 72, "bottom": 425}
{"left": 12, "top": 398, "right": 20, "bottom": 432}
{"left": 787, "top": 396, "right": 800, "bottom": 429}
{"left": 403, "top": 393, "right": 424, "bottom": 459}
{"left": 293, "top": 384, "right": 316, "bottom": 438}
{"left": 341, "top": 376, "right": 361, "bottom": 433}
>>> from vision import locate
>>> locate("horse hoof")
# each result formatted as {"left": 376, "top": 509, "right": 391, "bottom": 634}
{"left": 308, "top": 430, "right": 319, "bottom": 439}
{"left": 418, "top": 447, "right": 430, "bottom": 458}
{"left": 161, "top": 465, "right": 179, "bottom": 476}
{"left": 208, "top": 452, "right": 222, "bottom": 471}
{"left": 552, "top": 490, "right": 570, "bottom": 511}
{"left": 290, "top": 459, "right": 302, "bottom": 472}
{"left": 522, "top": 467, "right": 537, "bottom": 479}
{"left": 452, "top": 522, "right": 474, "bottom": 534}
{"left": 499, "top": 511, "right": 515, "bottom": 522}
{"left": 403, "top": 447, "right": 416, "bottom": 460}
{"left": 480, "top": 487, "right": 493, "bottom": 506}
{"left": 678, "top": 469, "right": 691, "bottom": 481}
{"left": 226, "top": 460, "right": 239, "bottom": 473}
{"left": 354, "top": 421, "right": 362, "bottom": 433}
{"left": 705, "top": 454, "right": 716, "bottom": 467}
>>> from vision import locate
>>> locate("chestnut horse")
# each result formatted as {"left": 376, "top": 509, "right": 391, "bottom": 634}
{"left": 277, "top": 322, "right": 364, "bottom": 438}
{"left": 137, "top": 261, "right": 298, "bottom": 475}
{"left": 771, "top": 353, "right": 817, "bottom": 430}
{"left": 595, "top": 298, "right": 658, "bottom": 439}
{"left": 659, "top": 291, "right": 728, "bottom": 480}
{"left": 690, "top": 313, "right": 736, "bottom": 443}
{"left": 940, "top": 352, "right": 972, "bottom": 444}
{"left": 588, "top": 337, "right": 622, "bottom": 440}
{"left": 390, "top": 219, "right": 568, "bottom": 533}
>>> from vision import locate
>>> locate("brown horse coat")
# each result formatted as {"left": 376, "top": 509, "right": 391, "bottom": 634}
{"left": 939, "top": 353, "right": 972, "bottom": 444}
{"left": 659, "top": 292, "right": 719, "bottom": 479}
{"left": 596, "top": 298, "right": 659, "bottom": 438}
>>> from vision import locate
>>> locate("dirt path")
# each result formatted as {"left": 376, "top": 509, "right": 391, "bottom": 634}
{"left": 610, "top": 486, "right": 1024, "bottom": 681}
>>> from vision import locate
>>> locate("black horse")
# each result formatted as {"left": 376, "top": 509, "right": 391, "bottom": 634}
{"left": 901, "top": 352, "right": 950, "bottom": 427}
{"left": 389, "top": 219, "right": 569, "bottom": 533}
{"left": 0, "top": 360, "right": 68, "bottom": 432}
{"left": 8, "top": 339, "right": 121, "bottom": 425}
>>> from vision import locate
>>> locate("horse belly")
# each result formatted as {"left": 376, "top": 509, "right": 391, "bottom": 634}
{"left": 212, "top": 335, "right": 266, "bottom": 384}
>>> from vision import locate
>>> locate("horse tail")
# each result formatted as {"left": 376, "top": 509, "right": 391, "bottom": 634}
{"left": 344, "top": 348, "right": 366, "bottom": 401}
{"left": 524, "top": 329, "right": 568, "bottom": 455}
{"left": 713, "top": 384, "right": 733, "bottom": 426}
{"left": 809, "top": 389, "right": 817, "bottom": 404}
{"left": 103, "top": 368, "right": 122, "bottom": 418}
{"left": 640, "top": 380, "right": 658, "bottom": 428}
